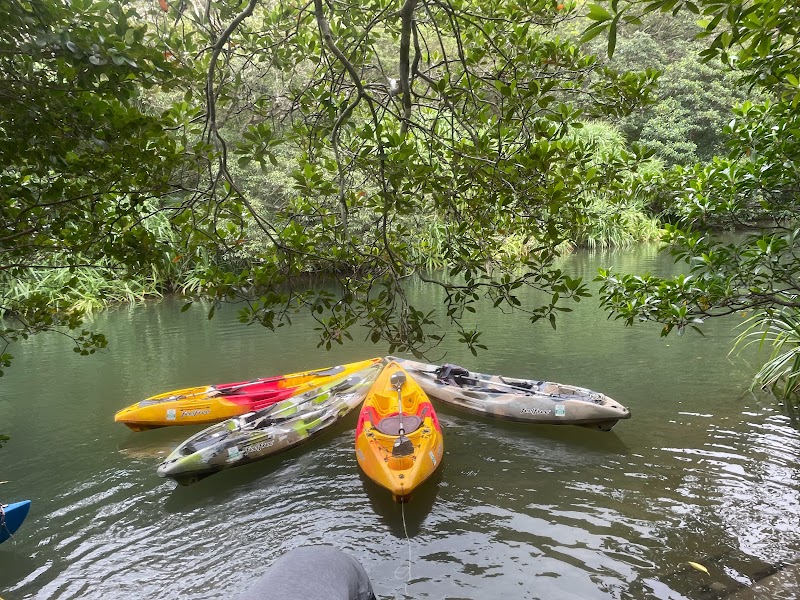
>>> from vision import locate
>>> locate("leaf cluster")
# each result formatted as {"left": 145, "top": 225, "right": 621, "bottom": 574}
{"left": 154, "top": 0, "right": 665, "bottom": 356}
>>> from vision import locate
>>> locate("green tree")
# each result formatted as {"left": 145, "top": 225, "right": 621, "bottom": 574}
{"left": 585, "top": 0, "right": 800, "bottom": 398}
{"left": 140, "top": 0, "right": 661, "bottom": 355}
{"left": 0, "top": 0, "right": 196, "bottom": 372}
{"left": 2, "top": 0, "right": 661, "bottom": 370}
{"left": 583, "top": 12, "right": 754, "bottom": 166}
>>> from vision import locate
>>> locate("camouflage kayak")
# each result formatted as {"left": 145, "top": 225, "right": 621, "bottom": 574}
{"left": 157, "top": 361, "right": 385, "bottom": 485}
{"left": 391, "top": 357, "right": 630, "bottom": 431}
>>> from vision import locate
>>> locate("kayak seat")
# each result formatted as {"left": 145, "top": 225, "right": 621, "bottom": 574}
{"left": 436, "top": 363, "right": 472, "bottom": 387}
{"left": 375, "top": 415, "right": 423, "bottom": 436}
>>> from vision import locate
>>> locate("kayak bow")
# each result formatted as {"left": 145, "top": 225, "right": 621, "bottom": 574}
{"left": 1, "top": 500, "right": 31, "bottom": 544}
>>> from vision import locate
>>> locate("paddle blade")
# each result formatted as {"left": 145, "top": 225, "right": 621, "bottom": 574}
{"left": 392, "top": 435, "right": 414, "bottom": 457}
{"left": 390, "top": 370, "right": 407, "bottom": 389}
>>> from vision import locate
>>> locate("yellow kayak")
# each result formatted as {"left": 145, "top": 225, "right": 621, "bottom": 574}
{"left": 115, "top": 357, "right": 382, "bottom": 431}
{"left": 355, "top": 361, "right": 443, "bottom": 502}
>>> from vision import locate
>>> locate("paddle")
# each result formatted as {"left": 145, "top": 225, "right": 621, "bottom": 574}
{"left": 409, "top": 366, "right": 538, "bottom": 395}
{"left": 390, "top": 370, "right": 414, "bottom": 457}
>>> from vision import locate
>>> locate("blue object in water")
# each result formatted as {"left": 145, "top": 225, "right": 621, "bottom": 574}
{"left": 0, "top": 500, "right": 31, "bottom": 544}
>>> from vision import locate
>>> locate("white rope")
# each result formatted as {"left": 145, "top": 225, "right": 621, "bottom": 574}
{"left": 401, "top": 500, "right": 412, "bottom": 594}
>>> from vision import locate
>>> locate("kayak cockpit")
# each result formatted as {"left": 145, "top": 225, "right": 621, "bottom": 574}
{"left": 374, "top": 415, "right": 422, "bottom": 435}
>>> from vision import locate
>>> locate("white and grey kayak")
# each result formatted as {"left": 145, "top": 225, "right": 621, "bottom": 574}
{"left": 390, "top": 357, "right": 630, "bottom": 431}
{"left": 157, "top": 361, "right": 384, "bottom": 485}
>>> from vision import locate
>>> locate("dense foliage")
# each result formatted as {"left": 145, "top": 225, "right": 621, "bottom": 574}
{"left": 2, "top": 0, "right": 797, "bottom": 401}
{"left": 1, "top": 0, "right": 660, "bottom": 372}
{"left": 584, "top": 13, "right": 753, "bottom": 167}
{"left": 0, "top": 0, "right": 194, "bottom": 370}
{"left": 587, "top": 0, "right": 800, "bottom": 397}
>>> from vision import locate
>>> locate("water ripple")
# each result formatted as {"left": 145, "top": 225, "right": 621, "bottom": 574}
{"left": 4, "top": 294, "right": 800, "bottom": 599}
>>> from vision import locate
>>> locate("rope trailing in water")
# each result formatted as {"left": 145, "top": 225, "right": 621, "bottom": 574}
{"left": 399, "top": 500, "right": 412, "bottom": 595}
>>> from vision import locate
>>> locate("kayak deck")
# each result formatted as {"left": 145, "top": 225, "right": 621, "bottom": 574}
{"left": 392, "top": 357, "right": 630, "bottom": 430}
{"left": 355, "top": 361, "right": 444, "bottom": 501}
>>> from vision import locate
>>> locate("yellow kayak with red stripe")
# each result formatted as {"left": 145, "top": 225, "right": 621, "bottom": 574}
{"left": 115, "top": 358, "right": 382, "bottom": 431}
{"left": 355, "top": 361, "right": 443, "bottom": 502}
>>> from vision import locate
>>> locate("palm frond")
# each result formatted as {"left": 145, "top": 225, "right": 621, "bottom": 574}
{"left": 732, "top": 309, "right": 800, "bottom": 399}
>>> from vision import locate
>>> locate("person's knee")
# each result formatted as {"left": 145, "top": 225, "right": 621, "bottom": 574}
{"left": 238, "top": 545, "right": 376, "bottom": 600}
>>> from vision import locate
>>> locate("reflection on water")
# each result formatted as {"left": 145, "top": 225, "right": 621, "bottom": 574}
{"left": 361, "top": 467, "right": 443, "bottom": 539}
{"left": 1, "top": 247, "right": 800, "bottom": 599}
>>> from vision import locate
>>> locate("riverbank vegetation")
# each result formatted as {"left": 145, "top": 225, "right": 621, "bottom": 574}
{"left": 590, "top": 0, "right": 800, "bottom": 400}
{"left": 1, "top": 0, "right": 798, "bottom": 402}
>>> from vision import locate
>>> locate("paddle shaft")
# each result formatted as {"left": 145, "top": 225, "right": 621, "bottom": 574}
{"left": 396, "top": 385, "right": 406, "bottom": 436}
{"left": 391, "top": 373, "right": 415, "bottom": 457}
{"left": 413, "top": 367, "right": 540, "bottom": 394}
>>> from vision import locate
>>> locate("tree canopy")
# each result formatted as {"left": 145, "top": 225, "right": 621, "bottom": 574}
{"left": 1, "top": 0, "right": 658, "bottom": 370}
{"left": 1, "top": 0, "right": 191, "bottom": 369}
{"left": 586, "top": 0, "right": 800, "bottom": 396}
{"left": 2, "top": 0, "right": 798, "bottom": 398}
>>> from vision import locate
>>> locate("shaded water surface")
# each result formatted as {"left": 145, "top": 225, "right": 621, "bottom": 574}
{"left": 1, "top": 246, "right": 799, "bottom": 599}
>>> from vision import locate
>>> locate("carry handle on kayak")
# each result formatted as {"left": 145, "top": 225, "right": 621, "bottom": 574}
{"left": 390, "top": 371, "right": 414, "bottom": 457}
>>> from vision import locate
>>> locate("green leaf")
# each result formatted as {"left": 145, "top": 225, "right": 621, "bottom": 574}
{"left": 608, "top": 21, "right": 618, "bottom": 58}
{"left": 580, "top": 22, "right": 610, "bottom": 45}
{"left": 586, "top": 4, "right": 612, "bottom": 21}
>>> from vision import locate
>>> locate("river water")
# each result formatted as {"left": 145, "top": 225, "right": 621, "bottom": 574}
{"left": 1, "top": 246, "right": 799, "bottom": 599}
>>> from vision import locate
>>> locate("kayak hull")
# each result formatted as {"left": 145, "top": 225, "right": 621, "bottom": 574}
{"left": 355, "top": 361, "right": 443, "bottom": 502}
{"left": 157, "top": 361, "right": 385, "bottom": 485}
{"left": 391, "top": 357, "right": 630, "bottom": 431}
{"left": 115, "top": 358, "right": 382, "bottom": 431}
{"left": 1, "top": 500, "right": 31, "bottom": 544}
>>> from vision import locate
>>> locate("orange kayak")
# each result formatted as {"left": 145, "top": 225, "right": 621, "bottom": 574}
{"left": 115, "top": 358, "right": 382, "bottom": 431}
{"left": 355, "top": 361, "right": 443, "bottom": 502}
